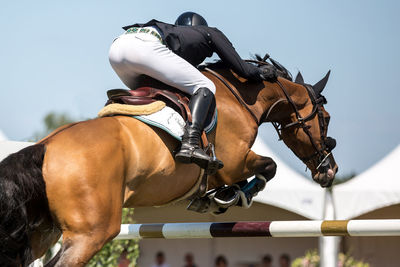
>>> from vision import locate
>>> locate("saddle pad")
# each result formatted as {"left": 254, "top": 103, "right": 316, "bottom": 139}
{"left": 134, "top": 106, "right": 217, "bottom": 141}
{"left": 98, "top": 101, "right": 165, "bottom": 117}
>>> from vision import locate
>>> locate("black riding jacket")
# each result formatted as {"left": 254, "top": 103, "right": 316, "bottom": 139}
{"left": 123, "top": 20, "right": 262, "bottom": 81}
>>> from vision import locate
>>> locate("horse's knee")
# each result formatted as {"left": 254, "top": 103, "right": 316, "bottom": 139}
{"left": 260, "top": 157, "right": 277, "bottom": 181}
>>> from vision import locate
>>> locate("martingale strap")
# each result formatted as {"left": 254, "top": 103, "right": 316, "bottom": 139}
{"left": 204, "top": 68, "right": 260, "bottom": 125}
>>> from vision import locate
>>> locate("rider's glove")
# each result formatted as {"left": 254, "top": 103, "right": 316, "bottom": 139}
{"left": 259, "top": 65, "right": 278, "bottom": 82}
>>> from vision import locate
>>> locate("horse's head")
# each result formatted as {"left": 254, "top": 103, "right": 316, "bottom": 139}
{"left": 269, "top": 71, "right": 338, "bottom": 187}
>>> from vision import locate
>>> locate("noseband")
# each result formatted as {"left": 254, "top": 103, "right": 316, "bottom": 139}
{"left": 270, "top": 80, "right": 335, "bottom": 172}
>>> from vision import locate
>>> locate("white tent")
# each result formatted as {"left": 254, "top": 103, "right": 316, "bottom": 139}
{"left": 0, "top": 141, "right": 34, "bottom": 161}
{"left": 332, "top": 144, "right": 400, "bottom": 219}
{"left": 0, "top": 130, "right": 8, "bottom": 141}
{"left": 252, "top": 137, "right": 326, "bottom": 219}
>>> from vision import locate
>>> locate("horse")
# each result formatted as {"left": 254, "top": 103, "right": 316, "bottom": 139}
{"left": 0, "top": 63, "right": 338, "bottom": 266}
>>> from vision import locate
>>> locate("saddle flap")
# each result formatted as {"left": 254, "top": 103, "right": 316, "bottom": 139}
{"left": 119, "top": 96, "right": 155, "bottom": 105}
{"left": 107, "top": 89, "right": 131, "bottom": 99}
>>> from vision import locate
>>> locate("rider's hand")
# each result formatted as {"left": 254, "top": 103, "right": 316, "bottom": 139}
{"left": 259, "top": 65, "right": 278, "bottom": 82}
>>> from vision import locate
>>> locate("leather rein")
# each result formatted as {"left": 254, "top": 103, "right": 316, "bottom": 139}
{"left": 204, "top": 63, "right": 332, "bottom": 171}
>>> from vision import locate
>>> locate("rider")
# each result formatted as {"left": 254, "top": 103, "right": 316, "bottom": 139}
{"left": 109, "top": 12, "right": 277, "bottom": 170}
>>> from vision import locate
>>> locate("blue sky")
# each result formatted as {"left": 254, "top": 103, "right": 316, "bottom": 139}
{"left": 0, "top": 0, "right": 399, "bottom": 177}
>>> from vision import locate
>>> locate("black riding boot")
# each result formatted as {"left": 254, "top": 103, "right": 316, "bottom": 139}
{"left": 175, "top": 87, "right": 222, "bottom": 169}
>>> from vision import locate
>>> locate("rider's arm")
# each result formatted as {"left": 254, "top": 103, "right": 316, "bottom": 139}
{"left": 208, "top": 28, "right": 262, "bottom": 82}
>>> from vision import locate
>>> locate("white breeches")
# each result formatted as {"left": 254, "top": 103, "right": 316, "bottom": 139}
{"left": 108, "top": 31, "right": 216, "bottom": 95}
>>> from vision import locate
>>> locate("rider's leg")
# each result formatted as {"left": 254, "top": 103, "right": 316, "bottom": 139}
{"left": 109, "top": 35, "right": 222, "bottom": 168}
{"left": 109, "top": 34, "right": 215, "bottom": 94}
{"left": 175, "top": 87, "right": 216, "bottom": 168}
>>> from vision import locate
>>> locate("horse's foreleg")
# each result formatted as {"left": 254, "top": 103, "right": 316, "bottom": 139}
{"left": 228, "top": 150, "right": 277, "bottom": 208}
{"left": 213, "top": 150, "right": 276, "bottom": 188}
{"left": 209, "top": 150, "right": 277, "bottom": 211}
{"left": 242, "top": 150, "right": 277, "bottom": 181}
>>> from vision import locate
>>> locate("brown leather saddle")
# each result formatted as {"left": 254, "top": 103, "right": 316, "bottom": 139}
{"left": 105, "top": 74, "right": 216, "bottom": 132}
{"left": 106, "top": 87, "right": 191, "bottom": 121}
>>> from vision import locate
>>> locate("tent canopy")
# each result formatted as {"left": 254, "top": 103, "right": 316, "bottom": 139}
{"left": 0, "top": 141, "right": 34, "bottom": 161}
{"left": 333, "top": 145, "right": 400, "bottom": 219}
{"left": 251, "top": 138, "right": 326, "bottom": 220}
{"left": 0, "top": 130, "right": 8, "bottom": 141}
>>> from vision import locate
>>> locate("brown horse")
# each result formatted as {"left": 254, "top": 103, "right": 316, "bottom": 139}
{"left": 0, "top": 65, "right": 337, "bottom": 266}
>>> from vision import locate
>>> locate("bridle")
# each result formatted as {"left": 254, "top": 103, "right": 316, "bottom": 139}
{"left": 205, "top": 64, "right": 335, "bottom": 173}
{"left": 271, "top": 79, "right": 334, "bottom": 172}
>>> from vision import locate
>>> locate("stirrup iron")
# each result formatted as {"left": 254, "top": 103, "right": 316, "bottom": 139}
{"left": 205, "top": 143, "right": 223, "bottom": 175}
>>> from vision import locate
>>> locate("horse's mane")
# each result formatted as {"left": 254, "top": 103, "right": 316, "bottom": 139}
{"left": 199, "top": 60, "right": 228, "bottom": 70}
{"left": 200, "top": 57, "right": 293, "bottom": 81}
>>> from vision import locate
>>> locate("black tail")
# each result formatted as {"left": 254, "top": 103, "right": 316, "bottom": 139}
{"left": 0, "top": 144, "right": 48, "bottom": 267}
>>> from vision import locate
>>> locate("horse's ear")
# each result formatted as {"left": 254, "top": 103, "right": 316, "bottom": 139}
{"left": 313, "top": 70, "right": 331, "bottom": 95}
{"left": 295, "top": 72, "right": 304, "bottom": 84}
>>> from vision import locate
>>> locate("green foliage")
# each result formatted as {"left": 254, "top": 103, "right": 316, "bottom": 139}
{"left": 32, "top": 111, "right": 76, "bottom": 141}
{"left": 292, "top": 249, "right": 370, "bottom": 267}
{"left": 87, "top": 208, "right": 139, "bottom": 267}
{"left": 292, "top": 250, "right": 320, "bottom": 267}
{"left": 43, "top": 112, "right": 75, "bottom": 133}
{"left": 337, "top": 253, "right": 370, "bottom": 267}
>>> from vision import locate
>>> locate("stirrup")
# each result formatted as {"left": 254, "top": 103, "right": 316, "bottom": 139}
{"left": 213, "top": 185, "right": 240, "bottom": 208}
{"left": 205, "top": 144, "right": 224, "bottom": 175}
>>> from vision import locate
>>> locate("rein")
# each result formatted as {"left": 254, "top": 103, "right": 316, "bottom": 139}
{"left": 205, "top": 64, "right": 332, "bottom": 171}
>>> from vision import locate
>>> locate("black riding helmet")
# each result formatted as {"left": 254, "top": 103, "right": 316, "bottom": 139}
{"left": 175, "top": 12, "right": 208, "bottom": 26}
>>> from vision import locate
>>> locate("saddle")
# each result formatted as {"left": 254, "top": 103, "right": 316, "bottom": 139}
{"left": 106, "top": 87, "right": 190, "bottom": 121}
{"left": 105, "top": 75, "right": 217, "bottom": 139}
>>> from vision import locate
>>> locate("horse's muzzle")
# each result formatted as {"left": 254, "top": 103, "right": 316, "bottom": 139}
{"left": 313, "top": 155, "right": 338, "bottom": 187}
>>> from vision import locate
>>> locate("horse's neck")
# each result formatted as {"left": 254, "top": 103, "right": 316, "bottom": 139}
{"left": 221, "top": 74, "right": 291, "bottom": 124}
{"left": 208, "top": 69, "right": 308, "bottom": 136}
{"left": 256, "top": 78, "right": 309, "bottom": 124}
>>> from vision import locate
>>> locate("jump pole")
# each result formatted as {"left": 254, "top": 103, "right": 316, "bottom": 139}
{"left": 115, "top": 219, "right": 400, "bottom": 239}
